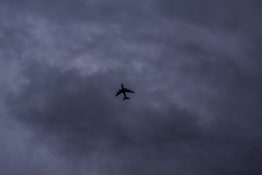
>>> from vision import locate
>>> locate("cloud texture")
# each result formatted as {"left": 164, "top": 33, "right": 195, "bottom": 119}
{"left": 0, "top": 0, "right": 262, "bottom": 174}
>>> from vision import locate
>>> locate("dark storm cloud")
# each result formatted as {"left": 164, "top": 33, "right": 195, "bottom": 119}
{"left": 6, "top": 62, "right": 262, "bottom": 174}
{"left": 7, "top": 63, "right": 199, "bottom": 151}
{"left": 5, "top": 62, "right": 203, "bottom": 174}
{"left": 1, "top": 0, "right": 262, "bottom": 175}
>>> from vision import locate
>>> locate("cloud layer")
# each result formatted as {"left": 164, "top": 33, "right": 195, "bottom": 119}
{"left": 1, "top": 0, "right": 262, "bottom": 174}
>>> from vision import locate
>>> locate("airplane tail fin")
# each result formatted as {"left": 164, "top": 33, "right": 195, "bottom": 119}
{"left": 123, "top": 96, "right": 130, "bottom": 100}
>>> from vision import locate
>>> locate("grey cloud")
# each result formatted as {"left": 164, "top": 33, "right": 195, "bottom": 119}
{"left": 5, "top": 58, "right": 262, "bottom": 174}
{"left": 1, "top": 0, "right": 262, "bottom": 174}
{"left": 5, "top": 63, "right": 200, "bottom": 173}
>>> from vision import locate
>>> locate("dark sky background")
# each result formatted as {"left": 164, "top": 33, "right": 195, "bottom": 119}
{"left": 1, "top": 0, "right": 262, "bottom": 174}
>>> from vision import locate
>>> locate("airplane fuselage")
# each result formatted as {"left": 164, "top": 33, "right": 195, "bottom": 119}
{"left": 121, "top": 84, "right": 127, "bottom": 97}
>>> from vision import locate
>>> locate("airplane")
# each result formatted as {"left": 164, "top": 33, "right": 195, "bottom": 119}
{"left": 115, "top": 83, "right": 134, "bottom": 100}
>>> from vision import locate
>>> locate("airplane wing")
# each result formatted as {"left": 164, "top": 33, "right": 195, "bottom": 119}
{"left": 124, "top": 89, "right": 134, "bottom": 93}
{"left": 115, "top": 90, "right": 122, "bottom": 96}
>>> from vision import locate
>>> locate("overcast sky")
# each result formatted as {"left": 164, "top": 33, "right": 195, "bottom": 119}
{"left": 1, "top": 0, "right": 262, "bottom": 174}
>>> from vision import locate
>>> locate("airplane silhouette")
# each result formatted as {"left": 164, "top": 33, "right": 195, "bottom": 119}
{"left": 115, "top": 84, "right": 134, "bottom": 100}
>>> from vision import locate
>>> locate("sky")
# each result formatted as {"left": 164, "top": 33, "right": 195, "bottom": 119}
{"left": 0, "top": 0, "right": 262, "bottom": 174}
